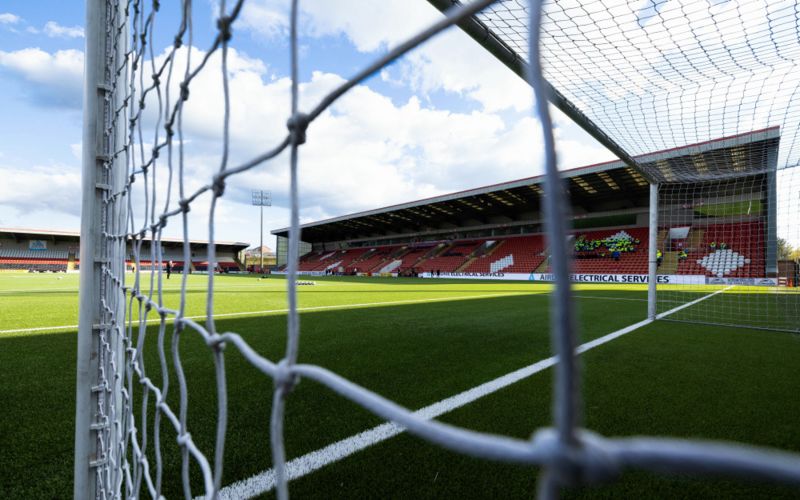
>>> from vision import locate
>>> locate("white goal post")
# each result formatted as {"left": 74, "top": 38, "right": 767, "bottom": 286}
{"left": 74, "top": 0, "right": 800, "bottom": 499}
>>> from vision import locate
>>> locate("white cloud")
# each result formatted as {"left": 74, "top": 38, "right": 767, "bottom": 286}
{"left": 117, "top": 50, "right": 482, "bottom": 237}
{"left": 239, "top": 0, "right": 433, "bottom": 52}
{"left": 0, "top": 163, "right": 81, "bottom": 217}
{"left": 398, "top": 30, "right": 533, "bottom": 113}
{"left": 43, "top": 21, "right": 84, "bottom": 38}
{"left": 0, "top": 48, "right": 83, "bottom": 107}
{"left": 239, "top": 0, "right": 533, "bottom": 113}
{"left": 126, "top": 45, "right": 609, "bottom": 241}
{"left": 0, "top": 35, "right": 610, "bottom": 242}
{"left": 239, "top": 1, "right": 289, "bottom": 39}
{"left": 0, "top": 13, "right": 20, "bottom": 25}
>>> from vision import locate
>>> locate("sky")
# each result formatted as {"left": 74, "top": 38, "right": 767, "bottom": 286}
{"left": 0, "top": 0, "right": 615, "bottom": 248}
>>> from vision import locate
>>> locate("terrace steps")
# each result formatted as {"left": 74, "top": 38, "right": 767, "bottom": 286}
{"left": 369, "top": 247, "right": 410, "bottom": 272}
{"left": 686, "top": 227, "right": 705, "bottom": 252}
{"left": 455, "top": 256, "right": 476, "bottom": 272}
{"left": 657, "top": 229, "right": 668, "bottom": 248}
{"left": 660, "top": 252, "right": 679, "bottom": 274}
{"left": 457, "top": 240, "right": 506, "bottom": 272}
{"left": 534, "top": 253, "right": 549, "bottom": 273}
{"left": 454, "top": 241, "right": 493, "bottom": 272}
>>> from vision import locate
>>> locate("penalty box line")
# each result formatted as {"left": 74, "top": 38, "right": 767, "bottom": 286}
{"left": 0, "top": 291, "right": 539, "bottom": 335}
{"left": 0, "top": 292, "right": 648, "bottom": 336}
{"left": 216, "top": 285, "right": 732, "bottom": 499}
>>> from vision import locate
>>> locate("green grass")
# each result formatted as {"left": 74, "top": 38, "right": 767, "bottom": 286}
{"left": 693, "top": 199, "right": 762, "bottom": 216}
{"left": 657, "top": 286, "right": 800, "bottom": 332}
{"left": 0, "top": 272, "right": 798, "bottom": 498}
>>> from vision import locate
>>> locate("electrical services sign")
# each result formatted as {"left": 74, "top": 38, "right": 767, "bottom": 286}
{"left": 424, "top": 272, "right": 706, "bottom": 284}
{"left": 529, "top": 273, "right": 706, "bottom": 284}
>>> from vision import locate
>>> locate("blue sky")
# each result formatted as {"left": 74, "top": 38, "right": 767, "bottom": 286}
{"left": 0, "top": 1, "right": 616, "bottom": 247}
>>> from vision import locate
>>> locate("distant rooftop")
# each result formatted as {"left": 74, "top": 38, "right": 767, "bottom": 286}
{"left": 0, "top": 228, "right": 249, "bottom": 248}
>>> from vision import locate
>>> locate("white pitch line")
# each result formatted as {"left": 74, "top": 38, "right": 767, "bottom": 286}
{"left": 574, "top": 295, "right": 647, "bottom": 302}
{"left": 655, "top": 285, "right": 734, "bottom": 319}
{"left": 216, "top": 285, "right": 732, "bottom": 499}
{"left": 0, "top": 291, "right": 537, "bottom": 335}
{"left": 0, "top": 287, "right": 82, "bottom": 293}
{"left": 0, "top": 284, "right": 288, "bottom": 294}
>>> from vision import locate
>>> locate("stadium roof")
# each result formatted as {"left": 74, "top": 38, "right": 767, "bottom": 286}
{"left": 0, "top": 228, "right": 249, "bottom": 248}
{"left": 273, "top": 128, "right": 779, "bottom": 244}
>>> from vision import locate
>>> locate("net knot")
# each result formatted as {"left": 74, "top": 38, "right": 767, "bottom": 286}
{"left": 207, "top": 333, "right": 226, "bottom": 352}
{"left": 179, "top": 82, "right": 190, "bottom": 101}
{"left": 217, "top": 16, "right": 233, "bottom": 42}
{"left": 287, "top": 112, "right": 309, "bottom": 145}
{"left": 176, "top": 432, "right": 191, "bottom": 447}
{"left": 211, "top": 174, "right": 226, "bottom": 197}
{"left": 151, "top": 74, "right": 160, "bottom": 86}
{"left": 173, "top": 36, "right": 183, "bottom": 49}
{"left": 274, "top": 359, "right": 299, "bottom": 394}
{"left": 179, "top": 199, "right": 191, "bottom": 213}
{"left": 531, "top": 428, "right": 620, "bottom": 486}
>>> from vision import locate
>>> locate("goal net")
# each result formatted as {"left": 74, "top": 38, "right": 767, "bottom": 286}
{"left": 465, "top": 0, "right": 800, "bottom": 332}
{"left": 75, "top": 0, "right": 800, "bottom": 499}
{"left": 653, "top": 131, "right": 799, "bottom": 332}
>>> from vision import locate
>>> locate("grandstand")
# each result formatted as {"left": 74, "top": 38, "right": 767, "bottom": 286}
{"left": 274, "top": 128, "right": 794, "bottom": 285}
{"left": 0, "top": 228, "right": 79, "bottom": 272}
{"left": 0, "top": 228, "right": 249, "bottom": 274}
{"left": 243, "top": 246, "right": 278, "bottom": 273}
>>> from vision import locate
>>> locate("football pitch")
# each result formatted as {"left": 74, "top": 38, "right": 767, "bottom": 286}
{"left": 1, "top": 273, "right": 799, "bottom": 499}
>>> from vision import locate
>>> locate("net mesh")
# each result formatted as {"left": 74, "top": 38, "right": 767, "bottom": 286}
{"left": 475, "top": 0, "right": 800, "bottom": 332}
{"left": 77, "top": 0, "right": 800, "bottom": 499}
{"left": 655, "top": 150, "right": 800, "bottom": 332}
{"left": 479, "top": 0, "right": 800, "bottom": 162}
